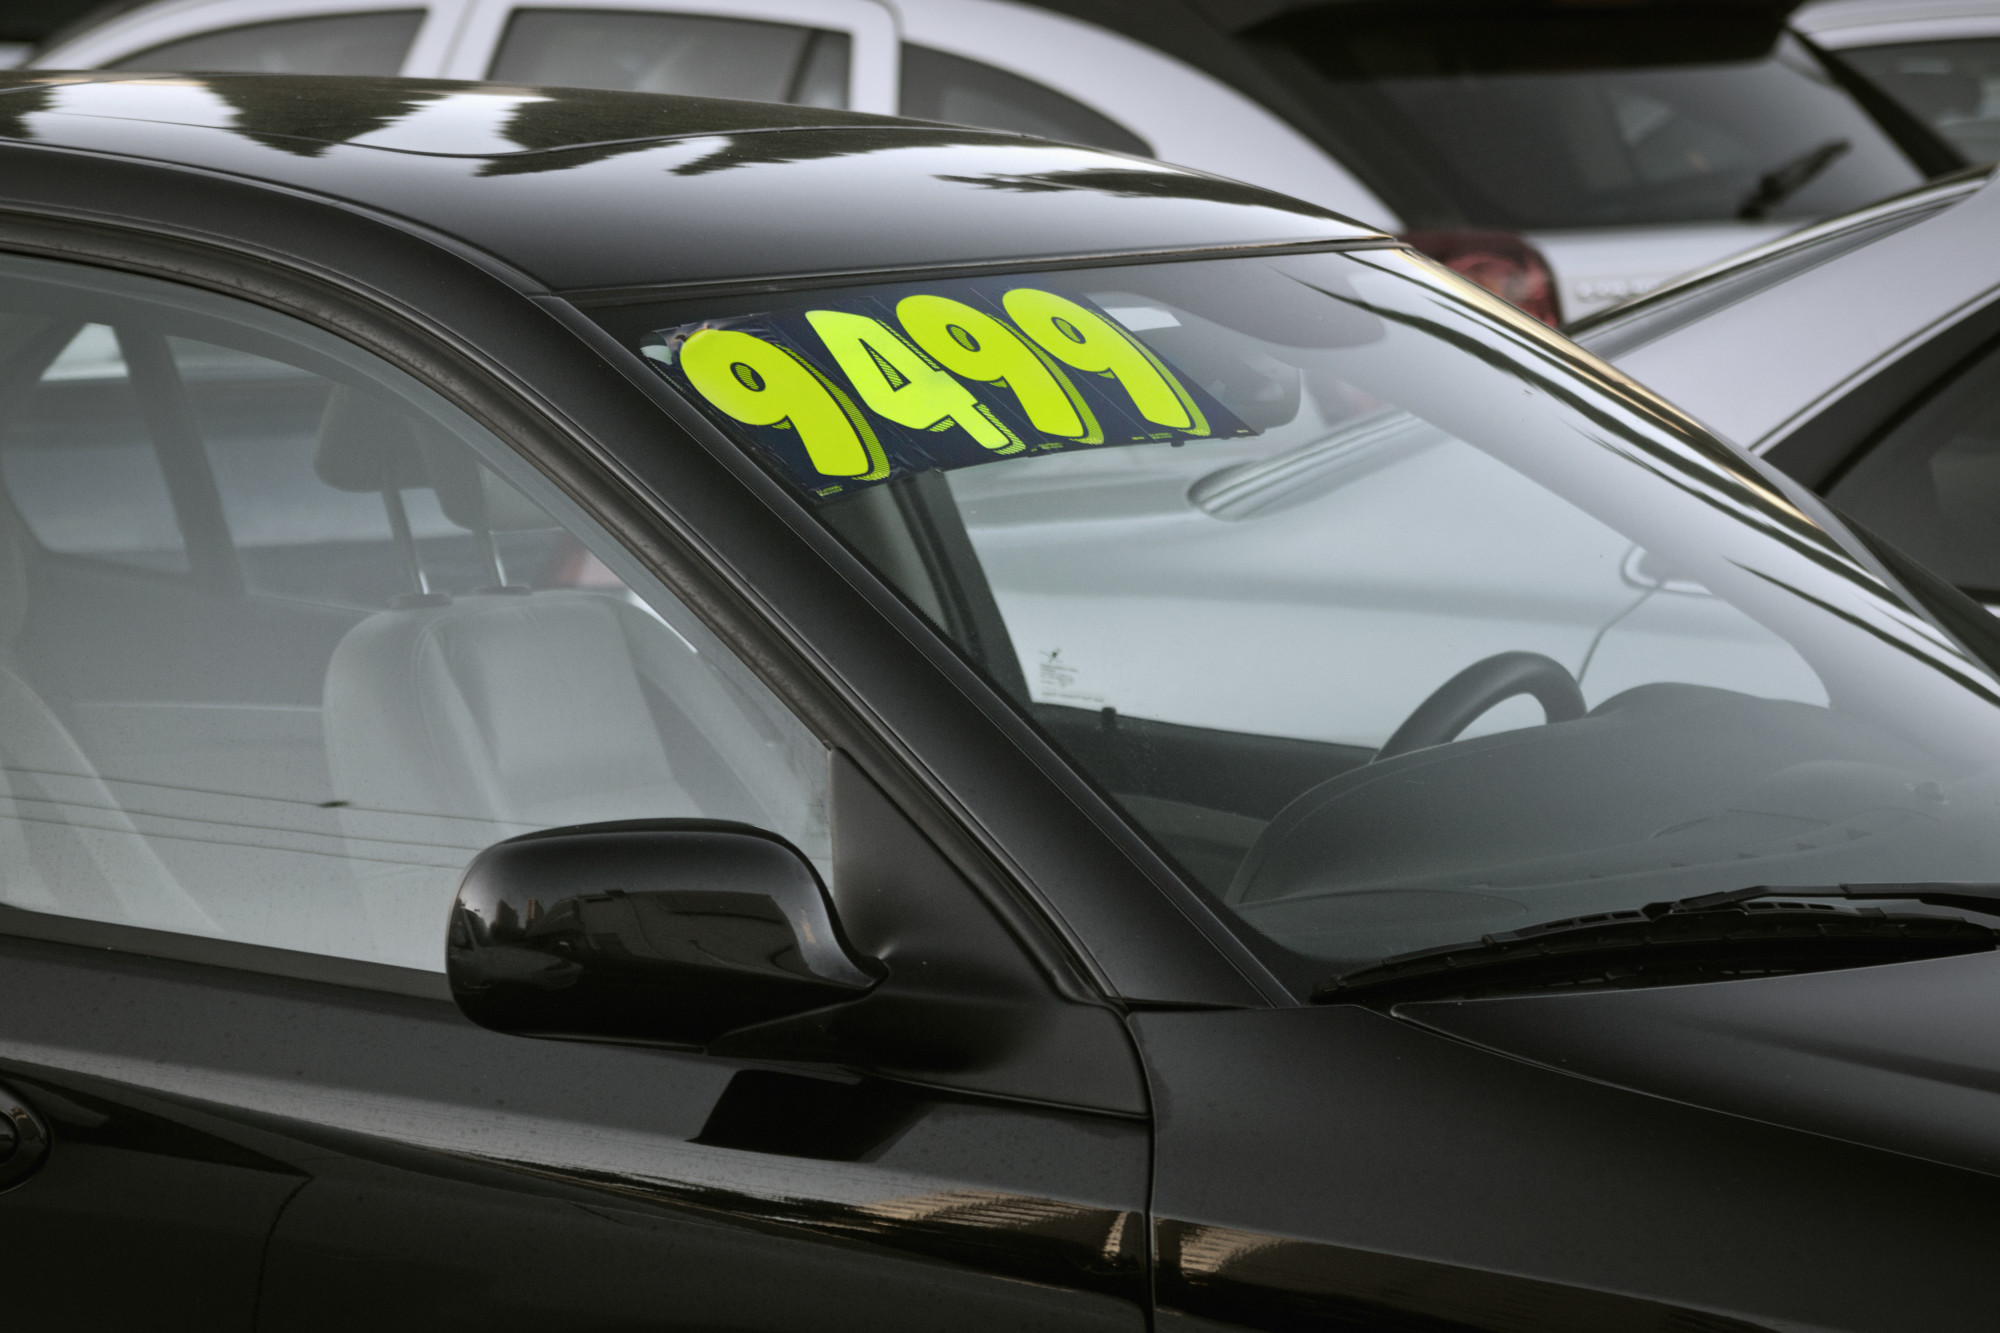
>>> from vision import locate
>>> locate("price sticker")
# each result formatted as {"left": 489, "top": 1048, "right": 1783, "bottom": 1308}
{"left": 642, "top": 276, "right": 1252, "bottom": 499}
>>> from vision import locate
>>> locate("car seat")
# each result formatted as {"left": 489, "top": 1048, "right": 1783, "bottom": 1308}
{"left": 312, "top": 388, "right": 816, "bottom": 965}
{"left": 0, "top": 495, "right": 214, "bottom": 934}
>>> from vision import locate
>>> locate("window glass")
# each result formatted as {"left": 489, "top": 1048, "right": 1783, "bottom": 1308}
{"left": 1245, "top": 7, "right": 1925, "bottom": 229}
{"left": 490, "top": 10, "right": 850, "bottom": 107}
{"left": 0, "top": 323, "right": 187, "bottom": 572}
{"left": 0, "top": 255, "right": 828, "bottom": 974}
{"left": 607, "top": 252, "right": 2000, "bottom": 986}
{"left": 899, "top": 45, "right": 1150, "bottom": 156}
{"left": 1828, "top": 337, "right": 2000, "bottom": 596}
{"left": 1843, "top": 39, "right": 2000, "bottom": 167}
{"left": 111, "top": 10, "right": 424, "bottom": 75}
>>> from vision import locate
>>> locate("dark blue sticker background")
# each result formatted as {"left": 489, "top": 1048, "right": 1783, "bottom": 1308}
{"left": 640, "top": 274, "right": 1254, "bottom": 501}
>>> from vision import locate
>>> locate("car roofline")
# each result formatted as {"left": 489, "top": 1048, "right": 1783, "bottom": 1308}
{"left": 1566, "top": 164, "right": 1997, "bottom": 338}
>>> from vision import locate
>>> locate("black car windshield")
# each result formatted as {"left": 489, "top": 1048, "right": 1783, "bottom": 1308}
{"left": 604, "top": 248, "right": 2000, "bottom": 986}
{"left": 1240, "top": 5, "right": 1926, "bottom": 230}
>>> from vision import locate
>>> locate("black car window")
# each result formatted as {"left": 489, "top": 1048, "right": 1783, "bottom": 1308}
{"left": 0, "top": 253, "right": 828, "bottom": 976}
{"left": 1242, "top": 5, "right": 1925, "bottom": 230}
{"left": 604, "top": 250, "right": 2000, "bottom": 988}
{"left": 1828, "top": 333, "right": 2000, "bottom": 598}
{"left": 110, "top": 10, "right": 423, "bottom": 75}
{"left": 899, "top": 44, "right": 1150, "bottom": 156}
{"left": 490, "top": 9, "right": 850, "bottom": 107}
{"left": 1843, "top": 38, "right": 2000, "bottom": 167}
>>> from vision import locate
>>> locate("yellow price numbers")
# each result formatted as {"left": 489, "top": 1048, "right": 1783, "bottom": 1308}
{"left": 675, "top": 328, "right": 888, "bottom": 480}
{"left": 805, "top": 310, "right": 1025, "bottom": 455}
{"left": 1002, "top": 287, "right": 1209, "bottom": 435}
{"left": 894, "top": 295, "right": 1102, "bottom": 444}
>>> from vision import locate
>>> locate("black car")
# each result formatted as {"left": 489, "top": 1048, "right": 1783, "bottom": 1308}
{"left": 3, "top": 72, "right": 2000, "bottom": 1333}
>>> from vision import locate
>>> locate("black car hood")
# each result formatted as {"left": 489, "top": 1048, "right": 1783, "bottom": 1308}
{"left": 1399, "top": 950, "right": 2000, "bottom": 1177}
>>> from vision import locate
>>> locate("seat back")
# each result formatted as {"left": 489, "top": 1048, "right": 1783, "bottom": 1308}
{"left": 0, "top": 498, "right": 212, "bottom": 933}
{"left": 313, "top": 394, "right": 816, "bottom": 962}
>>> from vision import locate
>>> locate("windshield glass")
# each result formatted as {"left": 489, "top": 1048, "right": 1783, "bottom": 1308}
{"left": 604, "top": 248, "right": 2000, "bottom": 985}
{"left": 1240, "top": 5, "right": 1925, "bottom": 230}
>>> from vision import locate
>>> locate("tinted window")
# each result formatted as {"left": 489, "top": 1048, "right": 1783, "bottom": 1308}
{"left": 900, "top": 45, "right": 1149, "bottom": 155}
{"left": 0, "top": 255, "right": 828, "bottom": 973}
{"left": 491, "top": 10, "right": 849, "bottom": 107}
{"left": 1246, "top": 6, "right": 1925, "bottom": 230}
{"left": 609, "top": 253, "right": 2000, "bottom": 986}
{"left": 111, "top": 10, "right": 423, "bottom": 75}
{"left": 0, "top": 323, "right": 186, "bottom": 573}
{"left": 1843, "top": 39, "right": 2000, "bottom": 167}
{"left": 1829, "top": 335, "right": 2000, "bottom": 595}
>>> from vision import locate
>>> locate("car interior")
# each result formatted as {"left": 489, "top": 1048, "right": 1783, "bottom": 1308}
{"left": 0, "top": 256, "right": 824, "bottom": 969}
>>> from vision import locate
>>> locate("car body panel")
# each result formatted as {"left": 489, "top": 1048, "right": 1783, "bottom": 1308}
{"left": 1597, "top": 172, "right": 2000, "bottom": 450}
{"left": 1137, "top": 1000, "right": 2000, "bottom": 1333}
{"left": 1, "top": 932, "right": 1151, "bottom": 1329}
{"left": 1528, "top": 221, "right": 1799, "bottom": 319}
{"left": 0, "top": 75, "right": 1375, "bottom": 296}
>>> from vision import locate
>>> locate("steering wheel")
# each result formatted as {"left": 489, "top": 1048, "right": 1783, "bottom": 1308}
{"left": 1375, "top": 651, "right": 1585, "bottom": 761}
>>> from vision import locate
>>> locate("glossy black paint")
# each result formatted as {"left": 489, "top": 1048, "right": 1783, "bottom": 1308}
{"left": 449, "top": 820, "right": 880, "bottom": 1048}
{"left": 0, "top": 74, "right": 1378, "bottom": 297}
{"left": 0, "top": 1077, "right": 48, "bottom": 1191}
{"left": 1404, "top": 949, "right": 2000, "bottom": 1178}
{"left": 1137, "top": 1004, "right": 2000, "bottom": 1332}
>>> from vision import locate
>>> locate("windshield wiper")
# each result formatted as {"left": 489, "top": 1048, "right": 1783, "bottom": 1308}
{"left": 1313, "top": 883, "right": 2000, "bottom": 1006}
{"left": 1739, "top": 139, "right": 1851, "bottom": 220}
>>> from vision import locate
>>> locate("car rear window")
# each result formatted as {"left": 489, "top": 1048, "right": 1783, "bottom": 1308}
{"left": 1244, "top": 3, "right": 1927, "bottom": 230}
{"left": 1840, "top": 38, "right": 2000, "bottom": 167}
{"left": 110, "top": 11, "right": 423, "bottom": 76}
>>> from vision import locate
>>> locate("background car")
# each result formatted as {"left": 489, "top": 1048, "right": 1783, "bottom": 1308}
{"left": 1798, "top": 0, "right": 2000, "bottom": 165}
{"left": 1572, "top": 164, "right": 2000, "bottom": 612}
{"left": 29, "top": 0, "right": 1965, "bottom": 322}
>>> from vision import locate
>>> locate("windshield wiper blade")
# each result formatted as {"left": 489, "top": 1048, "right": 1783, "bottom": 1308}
{"left": 1312, "top": 882, "right": 2000, "bottom": 1006}
{"left": 1739, "top": 139, "right": 1851, "bottom": 220}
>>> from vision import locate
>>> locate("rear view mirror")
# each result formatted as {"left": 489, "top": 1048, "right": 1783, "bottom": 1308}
{"left": 447, "top": 820, "right": 879, "bottom": 1048}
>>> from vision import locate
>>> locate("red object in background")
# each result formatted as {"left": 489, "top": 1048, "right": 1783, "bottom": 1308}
{"left": 1402, "top": 229, "right": 1563, "bottom": 327}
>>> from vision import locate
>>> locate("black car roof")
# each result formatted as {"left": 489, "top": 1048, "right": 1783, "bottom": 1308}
{"left": 0, "top": 72, "right": 1381, "bottom": 296}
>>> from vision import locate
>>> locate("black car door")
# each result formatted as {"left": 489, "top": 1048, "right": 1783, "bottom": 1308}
{"left": 0, "top": 246, "right": 1152, "bottom": 1331}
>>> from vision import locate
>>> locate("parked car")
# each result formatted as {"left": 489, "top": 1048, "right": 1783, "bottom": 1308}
{"left": 9, "top": 70, "right": 2000, "bottom": 1332}
{"left": 1798, "top": 0, "right": 2000, "bottom": 166}
{"left": 30, "top": 0, "right": 1966, "bottom": 322}
{"left": 1572, "top": 164, "right": 2000, "bottom": 611}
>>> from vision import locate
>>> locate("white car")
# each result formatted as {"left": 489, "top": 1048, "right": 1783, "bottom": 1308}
{"left": 32, "top": 0, "right": 1962, "bottom": 321}
{"left": 1571, "top": 165, "right": 2000, "bottom": 605}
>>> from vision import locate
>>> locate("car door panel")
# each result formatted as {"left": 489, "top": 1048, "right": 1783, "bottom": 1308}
{"left": 1137, "top": 1005, "right": 2000, "bottom": 1333}
{"left": 0, "top": 929, "right": 1147, "bottom": 1331}
{"left": 0, "top": 940, "right": 311, "bottom": 1329}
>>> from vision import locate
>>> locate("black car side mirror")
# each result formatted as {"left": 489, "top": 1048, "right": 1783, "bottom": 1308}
{"left": 446, "top": 820, "right": 881, "bottom": 1048}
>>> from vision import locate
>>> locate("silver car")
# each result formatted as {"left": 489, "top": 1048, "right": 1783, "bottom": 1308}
{"left": 1574, "top": 164, "right": 2000, "bottom": 606}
